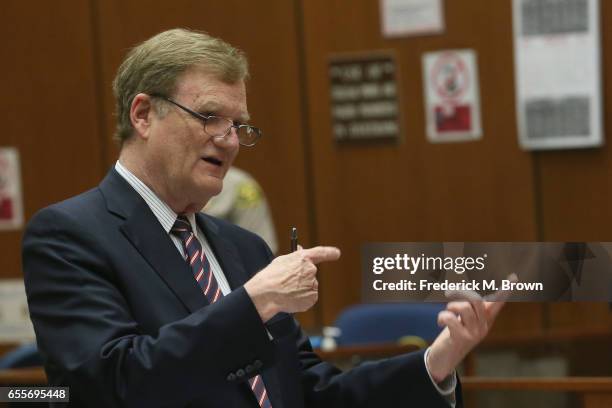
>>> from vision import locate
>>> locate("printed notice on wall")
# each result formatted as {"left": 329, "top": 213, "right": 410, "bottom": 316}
{"left": 0, "top": 147, "right": 24, "bottom": 230}
{"left": 422, "top": 49, "right": 482, "bottom": 143}
{"left": 513, "top": 0, "right": 603, "bottom": 150}
{"left": 329, "top": 53, "right": 401, "bottom": 142}
{"left": 379, "top": 0, "right": 445, "bottom": 37}
{"left": 0, "top": 279, "right": 35, "bottom": 343}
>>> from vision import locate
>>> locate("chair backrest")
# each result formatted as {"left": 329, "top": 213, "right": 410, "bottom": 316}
{"left": 334, "top": 303, "right": 445, "bottom": 346}
{"left": 0, "top": 343, "right": 42, "bottom": 369}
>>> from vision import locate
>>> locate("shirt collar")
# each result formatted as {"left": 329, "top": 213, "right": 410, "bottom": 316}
{"left": 114, "top": 161, "right": 199, "bottom": 236}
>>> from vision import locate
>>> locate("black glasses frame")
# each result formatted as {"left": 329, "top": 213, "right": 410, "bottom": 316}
{"left": 149, "top": 93, "right": 262, "bottom": 147}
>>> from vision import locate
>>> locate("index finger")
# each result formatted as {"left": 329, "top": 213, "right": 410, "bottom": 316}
{"left": 300, "top": 246, "right": 341, "bottom": 264}
{"left": 483, "top": 274, "right": 518, "bottom": 321}
{"left": 445, "top": 288, "right": 483, "bottom": 302}
{"left": 483, "top": 273, "right": 517, "bottom": 302}
{"left": 445, "top": 290, "right": 485, "bottom": 323}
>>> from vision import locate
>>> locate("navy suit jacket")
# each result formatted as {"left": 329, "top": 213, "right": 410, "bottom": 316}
{"left": 22, "top": 169, "right": 458, "bottom": 407}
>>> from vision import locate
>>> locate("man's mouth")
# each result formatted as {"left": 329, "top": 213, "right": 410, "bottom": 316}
{"left": 202, "top": 156, "right": 223, "bottom": 167}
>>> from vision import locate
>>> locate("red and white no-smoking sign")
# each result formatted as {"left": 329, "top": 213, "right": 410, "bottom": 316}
{"left": 422, "top": 49, "right": 482, "bottom": 142}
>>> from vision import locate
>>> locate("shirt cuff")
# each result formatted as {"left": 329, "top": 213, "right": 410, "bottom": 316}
{"left": 424, "top": 347, "right": 457, "bottom": 407}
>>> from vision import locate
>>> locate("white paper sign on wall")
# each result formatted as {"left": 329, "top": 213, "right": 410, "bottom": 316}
{"left": 513, "top": 0, "right": 603, "bottom": 150}
{"left": 0, "top": 279, "right": 35, "bottom": 344}
{"left": 380, "top": 0, "right": 445, "bottom": 38}
{"left": 0, "top": 147, "right": 24, "bottom": 230}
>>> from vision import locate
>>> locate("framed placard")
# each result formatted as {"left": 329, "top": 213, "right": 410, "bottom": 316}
{"left": 329, "top": 52, "right": 401, "bottom": 142}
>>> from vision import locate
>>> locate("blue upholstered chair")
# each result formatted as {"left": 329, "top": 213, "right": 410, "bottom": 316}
{"left": 333, "top": 303, "right": 446, "bottom": 347}
{"left": 0, "top": 343, "right": 42, "bottom": 369}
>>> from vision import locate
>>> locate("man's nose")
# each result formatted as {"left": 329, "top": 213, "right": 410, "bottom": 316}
{"left": 212, "top": 128, "right": 239, "bottom": 148}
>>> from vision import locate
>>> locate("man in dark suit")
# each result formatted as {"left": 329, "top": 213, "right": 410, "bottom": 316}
{"left": 23, "top": 28, "right": 503, "bottom": 407}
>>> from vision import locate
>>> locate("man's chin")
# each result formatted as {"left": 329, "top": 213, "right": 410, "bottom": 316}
{"left": 197, "top": 178, "right": 224, "bottom": 199}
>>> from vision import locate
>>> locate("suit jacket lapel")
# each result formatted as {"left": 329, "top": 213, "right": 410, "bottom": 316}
{"left": 197, "top": 214, "right": 251, "bottom": 290}
{"left": 121, "top": 201, "right": 210, "bottom": 312}
{"left": 100, "top": 169, "right": 208, "bottom": 313}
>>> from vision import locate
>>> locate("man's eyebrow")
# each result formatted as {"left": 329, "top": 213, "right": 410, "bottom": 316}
{"left": 195, "top": 101, "right": 251, "bottom": 123}
{"left": 194, "top": 101, "right": 222, "bottom": 113}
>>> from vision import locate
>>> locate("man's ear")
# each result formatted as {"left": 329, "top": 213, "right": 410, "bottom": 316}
{"left": 130, "top": 93, "right": 154, "bottom": 139}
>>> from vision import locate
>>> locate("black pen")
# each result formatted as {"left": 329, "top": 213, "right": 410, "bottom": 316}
{"left": 291, "top": 227, "right": 298, "bottom": 252}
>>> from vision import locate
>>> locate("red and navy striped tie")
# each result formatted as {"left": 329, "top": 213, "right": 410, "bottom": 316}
{"left": 171, "top": 216, "right": 272, "bottom": 408}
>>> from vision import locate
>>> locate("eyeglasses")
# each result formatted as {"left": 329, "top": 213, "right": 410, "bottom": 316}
{"left": 149, "top": 94, "right": 262, "bottom": 147}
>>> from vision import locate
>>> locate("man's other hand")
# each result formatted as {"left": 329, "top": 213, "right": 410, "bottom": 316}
{"left": 425, "top": 274, "right": 516, "bottom": 382}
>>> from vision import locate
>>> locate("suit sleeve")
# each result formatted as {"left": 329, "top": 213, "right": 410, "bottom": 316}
{"left": 22, "top": 207, "right": 275, "bottom": 407}
{"left": 296, "top": 330, "right": 458, "bottom": 407}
